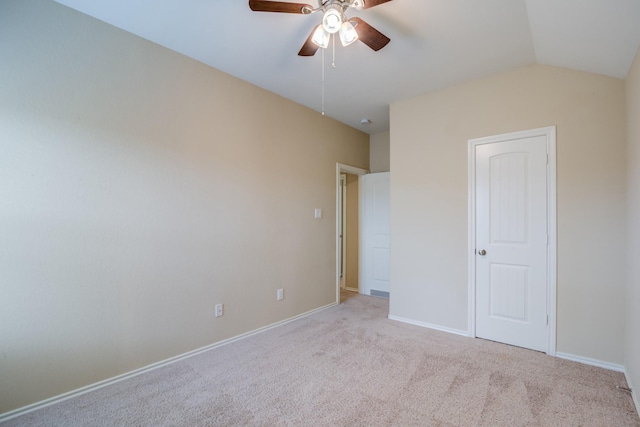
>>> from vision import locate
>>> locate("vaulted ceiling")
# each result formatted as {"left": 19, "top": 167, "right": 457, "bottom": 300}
{"left": 53, "top": 0, "right": 640, "bottom": 134}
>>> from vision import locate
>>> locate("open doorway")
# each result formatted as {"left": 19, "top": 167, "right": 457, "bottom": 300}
{"left": 336, "top": 164, "right": 368, "bottom": 304}
{"left": 339, "top": 173, "right": 360, "bottom": 292}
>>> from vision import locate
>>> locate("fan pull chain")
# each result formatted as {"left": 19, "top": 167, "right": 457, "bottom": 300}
{"left": 332, "top": 34, "right": 336, "bottom": 68}
{"left": 321, "top": 46, "right": 325, "bottom": 116}
{"left": 321, "top": 35, "right": 338, "bottom": 116}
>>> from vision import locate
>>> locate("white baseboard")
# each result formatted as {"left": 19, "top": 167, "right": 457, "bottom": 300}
{"left": 345, "top": 287, "right": 359, "bottom": 292}
{"left": 388, "top": 315, "right": 470, "bottom": 337}
{"left": 0, "top": 302, "right": 337, "bottom": 423}
{"left": 555, "top": 352, "right": 625, "bottom": 372}
{"left": 382, "top": 321, "right": 630, "bottom": 375}
{"left": 625, "top": 368, "right": 640, "bottom": 417}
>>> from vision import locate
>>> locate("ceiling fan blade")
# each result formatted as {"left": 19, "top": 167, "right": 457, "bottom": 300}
{"left": 249, "top": 0, "right": 313, "bottom": 13}
{"left": 361, "top": 0, "right": 393, "bottom": 9}
{"left": 298, "top": 28, "right": 320, "bottom": 56}
{"left": 350, "top": 17, "right": 390, "bottom": 51}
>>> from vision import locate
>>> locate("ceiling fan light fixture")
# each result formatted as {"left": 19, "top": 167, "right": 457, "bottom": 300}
{"left": 311, "top": 24, "right": 330, "bottom": 48}
{"left": 339, "top": 21, "right": 358, "bottom": 46}
{"left": 322, "top": 7, "right": 342, "bottom": 33}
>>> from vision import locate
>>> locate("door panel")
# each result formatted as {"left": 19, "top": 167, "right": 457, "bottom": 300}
{"left": 489, "top": 263, "right": 529, "bottom": 321}
{"left": 361, "top": 172, "right": 390, "bottom": 296}
{"left": 476, "top": 136, "right": 548, "bottom": 352}
{"left": 490, "top": 153, "right": 528, "bottom": 243}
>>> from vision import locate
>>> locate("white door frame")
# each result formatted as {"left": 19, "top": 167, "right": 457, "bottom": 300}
{"left": 336, "top": 163, "right": 368, "bottom": 304}
{"left": 467, "top": 126, "right": 557, "bottom": 355}
{"left": 339, "top": 173, "right": 347, "bottom": 289}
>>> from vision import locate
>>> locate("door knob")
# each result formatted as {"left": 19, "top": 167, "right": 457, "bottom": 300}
{"left": 478, "top": 249, "right": 487, "bottom": 256}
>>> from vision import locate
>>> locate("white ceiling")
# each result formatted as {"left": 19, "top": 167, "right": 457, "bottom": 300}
{"left": 53, "top": 0, "right": 640, "bottom": 134}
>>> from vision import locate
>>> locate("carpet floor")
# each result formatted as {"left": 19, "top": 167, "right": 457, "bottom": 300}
{"left": 5, "top": 292, "right": 639, "bottom": 426}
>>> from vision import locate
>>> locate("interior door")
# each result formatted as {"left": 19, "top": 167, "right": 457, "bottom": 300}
{"left": 475, "top": 136, "right": 548, "bottom": 352}
{"left": 361, "top": 172, "right": 390, "bottom": 297}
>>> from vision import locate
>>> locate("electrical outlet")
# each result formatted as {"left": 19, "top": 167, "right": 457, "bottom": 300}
{"left": 215, "top": 303, "right": 223, "bottom": 317}
{"left": 277, "top": 288, "right": 284, "bottom": 301}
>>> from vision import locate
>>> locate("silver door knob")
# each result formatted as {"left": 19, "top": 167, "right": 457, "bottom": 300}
{"left": 478, "top": 249, "right": 487, "bottom": 256}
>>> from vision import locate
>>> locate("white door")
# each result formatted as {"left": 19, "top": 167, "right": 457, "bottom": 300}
{"left": 475, "top": 135, "right": 549, "bottom": 352}
{"left": 361, "top": 172, "right": 390, "bottom": 297}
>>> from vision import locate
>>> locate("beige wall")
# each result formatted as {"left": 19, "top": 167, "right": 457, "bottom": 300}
{"left": 390, "top": 64, "right": 627, "bottom": 365}
{"left": 345, "top": 174, "right": 359, "bottom": 290}
{"left": 625, "top": 47, "right": 640, "bottom": 406}
{"left": 370, "top": 131, "right": 390, "bottom": 172}
{"left": 0, "top": 0, "right": 368, "bottom": 414}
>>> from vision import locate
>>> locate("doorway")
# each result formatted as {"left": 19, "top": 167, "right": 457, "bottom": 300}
{"left": 338, "top": 173, "right": 360, "bottom": 292}
{"left": 468, "top": 127, "right": 557, "bottom": 354}
{"left": 336, "top": 164, "right": 368, "bottom": 303}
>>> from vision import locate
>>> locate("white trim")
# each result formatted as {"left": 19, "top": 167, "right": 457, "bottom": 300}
{"left": 547, "top": 127, "right": 558, "bottom": 356}
{"left": 388, "top": 315, "right": 470, "bottom": 337}
{"left": 358, "top": 175, "right": 365, "bottom": 295}
{"left": 467, "top": 126, "right": 557, "bottom": 355}
{"left": 0, "top": 302, "right": 337, "bottom": 423}
{"left": 625, "top": 368, "right": 640, "bottom": 416}
{"left": 337, "top": 163, "right": 369, "bottom": 176}
{"left": 555, "top": 352, "right": 624, "bottom": 372}
{"left": 468, "top": 140, "right": 477, "bottom": 338}
{"left": 336, "top": 163, "right": 368, "bottom": 304}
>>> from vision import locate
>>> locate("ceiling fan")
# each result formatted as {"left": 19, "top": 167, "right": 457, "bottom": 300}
{"left": 249, "top": 0, "right": 392, "bottom": 56}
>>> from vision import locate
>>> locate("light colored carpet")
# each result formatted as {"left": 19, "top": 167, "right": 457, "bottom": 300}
{"left": 5, "top": 292, "right": 639, "bottom": 426}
